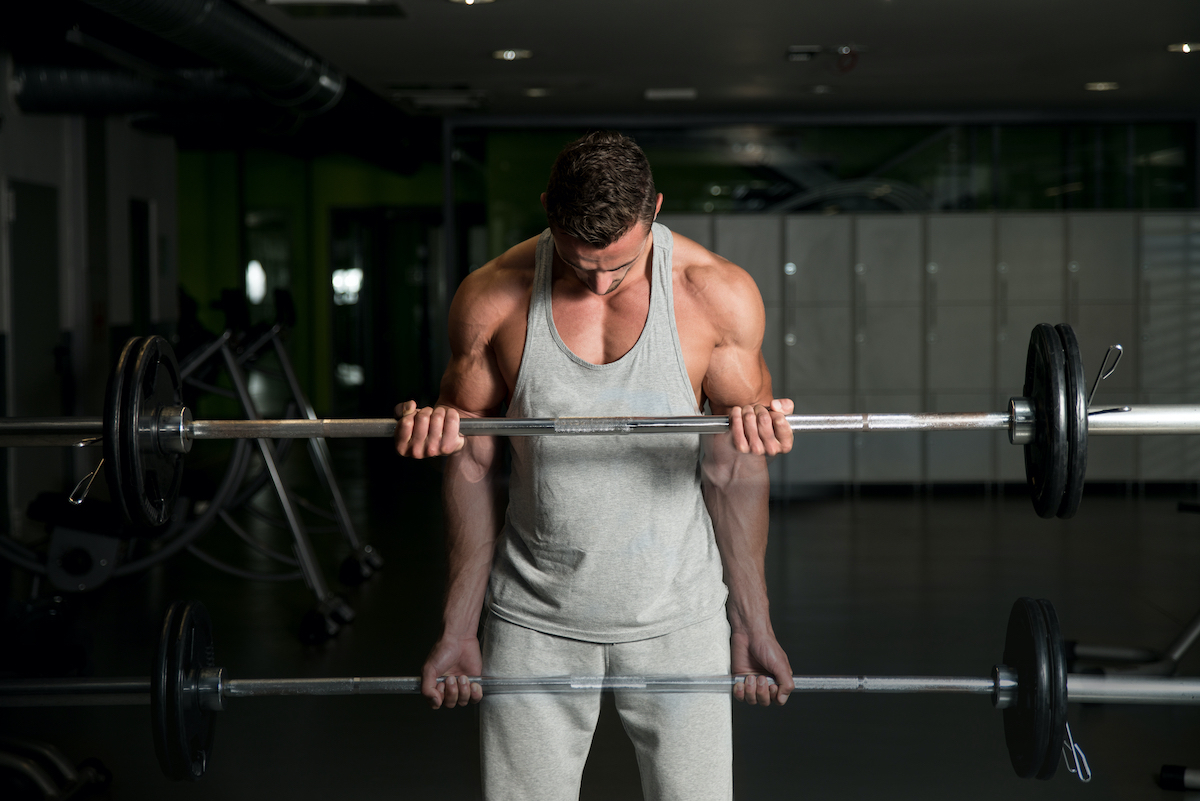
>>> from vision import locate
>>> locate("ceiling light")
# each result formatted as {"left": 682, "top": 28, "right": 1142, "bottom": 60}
{"left": 449, "top": 0, "right": 494, "bottom": 4}
{"left": 645, "top": 87, "right": 697, "bottom": 101}
{"left": 787, "top": 45, "right": 822, "bottom": 62}
{"left": 266, "top": 0, "right": 404, "bottom": 17}
{"left": 1085, "top": 81, "right": 1119, "bottom": 91}
{"left": 1168, "top": 43, "right": 1194, "bottom": 53}
{"left": 493, "top": 49, "right": 531, "bottom": 61}
{"left": 524, "top": 87, "right": 549, "bottom": 97}
{"left": 389, "top": 87, "right": 485, "bottom": 111}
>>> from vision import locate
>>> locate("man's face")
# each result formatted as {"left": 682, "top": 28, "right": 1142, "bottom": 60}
{"left": 550, "top": 222, "right": 652, "bottom": 296}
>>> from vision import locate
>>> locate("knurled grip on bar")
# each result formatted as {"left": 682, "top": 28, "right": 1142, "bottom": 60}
{"left": 553, "top": 417, "right": 634, "bottom": 434}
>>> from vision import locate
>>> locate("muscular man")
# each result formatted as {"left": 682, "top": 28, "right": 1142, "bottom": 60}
{"left": 395, "top": 131, "right": 794, "bottom": 801}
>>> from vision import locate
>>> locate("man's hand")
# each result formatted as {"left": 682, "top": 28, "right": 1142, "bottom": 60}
{"left": 394, "top": 400, "right": 467, "bottom": 458}
{"left": 421, "top": 634, "right": 484, "bottom": 710}
{"left": 728, "top": 398, "right": 794, "bottom": 456}
{"left": 731, "top": 630, "right": 794, "bottom": 707}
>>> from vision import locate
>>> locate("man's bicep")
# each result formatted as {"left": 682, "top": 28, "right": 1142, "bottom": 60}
{"left": 438, "top": 342, "right": 507, "bottom": 417}
{"left": 437, "top": 276, "right": 510, "bottom": 416}
{"left": 704, "top": 347, "right": 774, "bottom": 414}
{"left": 701, "top": 281, "right": 775, "bottom": 413}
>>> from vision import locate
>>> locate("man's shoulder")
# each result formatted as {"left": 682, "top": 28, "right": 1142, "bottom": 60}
{"left": 456, "top": 236, "right": 538, "bottom": 308}
{"left": 668, "top": 230, "right": 762, "bottom": 313}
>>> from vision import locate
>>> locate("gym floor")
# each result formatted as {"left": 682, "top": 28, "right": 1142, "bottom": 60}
{"left": 2, "top": 440, "right": 1199, "bottom": 800}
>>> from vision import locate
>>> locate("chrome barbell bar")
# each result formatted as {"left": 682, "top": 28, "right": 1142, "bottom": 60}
{"left": 4, "top": 670, "right": 1200, "bottom": 707}
{"left": 4, "top": 404, "right": 1200, "bottom": 452}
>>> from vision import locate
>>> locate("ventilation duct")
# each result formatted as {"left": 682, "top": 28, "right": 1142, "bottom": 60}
{"left": 81, "top": 0, "right": 345, "bottom": 115}
{"left": 14, "top": 68, "right": 254, "bottom": 114}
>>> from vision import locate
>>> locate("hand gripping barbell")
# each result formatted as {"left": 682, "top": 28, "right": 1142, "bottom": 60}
{"left": 1, "top": 322, "right": 1197, "bottom": 529}
{"left": 1, "top": 597, "right": 1198, "bottom": 782}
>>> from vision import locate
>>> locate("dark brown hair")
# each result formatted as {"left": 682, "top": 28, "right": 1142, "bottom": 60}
{"left": 544, "top": 131, "right": 657, "bottom": 247}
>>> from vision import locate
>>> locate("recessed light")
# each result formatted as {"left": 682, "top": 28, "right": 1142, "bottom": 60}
{"left": 1168, "top": 43, "right": 1194, "bottom": 53}
{"left": 389, "top": 86, "right": 486, "bottom": 110}
{"left": 645, "top": 87, "right": 696, "bottom": 101}
{"left": 492, "top": 49, "right": 531, "bottom": 61}
{"left": 449, "top": 0, "right": 494, "bottom": 4}
{"left": 787, "top": 45, "right": 822, "bottom": 62}
{"left": 1085, "top": 81, "right": 1119, "bottom": 91}
{"left": 266, "top": 0, "right": 405, "bottom": 18}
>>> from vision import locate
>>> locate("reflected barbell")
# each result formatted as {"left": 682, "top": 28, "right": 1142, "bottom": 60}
{"left": 2, "top": 322, "right": 1199, "bottom": 529}
{"left": 2, "top": 597, "right": 1199, "bottom": 782}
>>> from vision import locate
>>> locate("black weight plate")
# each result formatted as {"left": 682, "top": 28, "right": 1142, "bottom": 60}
{"left": 104, "top": 337, "right": 184, "bottom": 529}
{"left": 1003, "top": 597, "right": 1051, "bottom": 778}
{"left": 1055, "top": 324, "right": 1088, "bottom": 519}
{"left": 157, "top": 600, "right": 217, "bottom": 781}
{"left": 103, "top": 338, "right": 138, "bottom": 526}
{"left": 1035, "top": 599, "right": 1069, "bottom": 779}
{"left": 151, "top": 602, "right": 184, "bottom": 780}
{"left": 1023, "top": 324, "right": 1069, "bottom": 519}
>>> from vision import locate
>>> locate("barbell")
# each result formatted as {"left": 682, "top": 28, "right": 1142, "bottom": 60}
{"left": 2, "top": 597, "right": 1198, "bottom": 782}
{"left": 2, "top": 322, "right": 1199, "bottom": 529}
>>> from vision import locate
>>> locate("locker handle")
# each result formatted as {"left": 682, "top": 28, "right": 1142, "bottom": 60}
{"left": 927, "top": 278, "right": 938, "bottom": 330}
{"left": 998, "top": 279, "right": 1008, "bottom": 327}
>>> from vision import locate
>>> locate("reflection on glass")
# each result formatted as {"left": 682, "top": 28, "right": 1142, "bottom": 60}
{"left": 336, "top": 363, "right": 365, "bottom": 386}
{"left": 332, "top": 268, "right": 363, "bottom": 305}
{"left": 246, "top": 260, "right": 267, "bottom": 305}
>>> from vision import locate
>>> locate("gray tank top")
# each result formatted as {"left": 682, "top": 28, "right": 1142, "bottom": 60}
{"left": 487, "top": 223, "right": 728, "bottom": 643}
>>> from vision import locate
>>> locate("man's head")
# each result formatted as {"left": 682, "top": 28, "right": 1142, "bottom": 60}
{"left": 543, "top": 131, "right": 658, "bottom": 248}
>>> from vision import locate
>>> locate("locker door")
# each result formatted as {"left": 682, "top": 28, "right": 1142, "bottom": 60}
{"left": 713, "top": 215, "right": 782, "bottom": 305}
{"left": 857, "top": 306, "right": 922, "bottom": 393}
{"left": 657, "top": 214, "right": 712, "bottom": 250}
{"left": 784, "top": 216, "right": 852, "bottom": 305}
{"left": 780, "top": 215, "right": 854, "bottom": 490}
{"left": 855, "top": 216, "right": 922, "bottom": 304}
{"left": 1068, "top": 213, "right": 1136, "bottom": 304}
{"left": 997, "top": 215, "right": 1065, "bottom": 304}
{"left": 926, "top": 215, "right": 993, "bottom": 303}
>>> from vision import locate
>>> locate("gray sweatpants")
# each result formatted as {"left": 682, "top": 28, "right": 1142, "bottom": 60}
{"left": 479, "top": 613, "right": 733, "bottom": 801}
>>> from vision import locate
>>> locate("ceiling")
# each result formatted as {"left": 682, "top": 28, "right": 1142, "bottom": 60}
{"left": 238, "top": 0, "right": 1200, "bottom": 120}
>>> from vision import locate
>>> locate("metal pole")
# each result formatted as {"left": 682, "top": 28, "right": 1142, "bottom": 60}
{"left": 269, "top": 331, "right": 369, "bottom": 554}
{"left": 8, "top": 671, "right": 1200, "bottom": 705}
{"left": 8, "top": 405, "right": 1200, "bottom": 448}
{"left": 1068, "top": 674, "right": 1200, "bottom": 704}
{"left": 185, "top": 407, "right": 1200, "bottom": 439}
{"left": 224, "top": 674, "right": 1001, "bottom": 697}
{"left": 0, "top": 677, "right": 150, "bottom": 706}
{"left": 218, "top": 344, "right": 337, "bottom": 607}
{"left": 0, "top": 418, "right": 104, "bottom": 446}
{"left": 190, "top": 413, "right": 1015, "bottom": 440}
{"left": 1087, "top": 406, "right": 1200, "bottom": 435}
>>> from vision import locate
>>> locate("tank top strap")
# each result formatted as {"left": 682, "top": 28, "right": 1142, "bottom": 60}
{"left": 648, "top": 222, "right": 698, "bottom": 412}
{"left": 530, "top": 228, "right": 555, "bottom": 333}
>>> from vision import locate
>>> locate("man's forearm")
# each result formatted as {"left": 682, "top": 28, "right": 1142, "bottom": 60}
{"left": 439, "top": 438, "right": 502, "bottom": 638}
{"left": 702, "top": 437, "right": 774, "bottom": 636}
